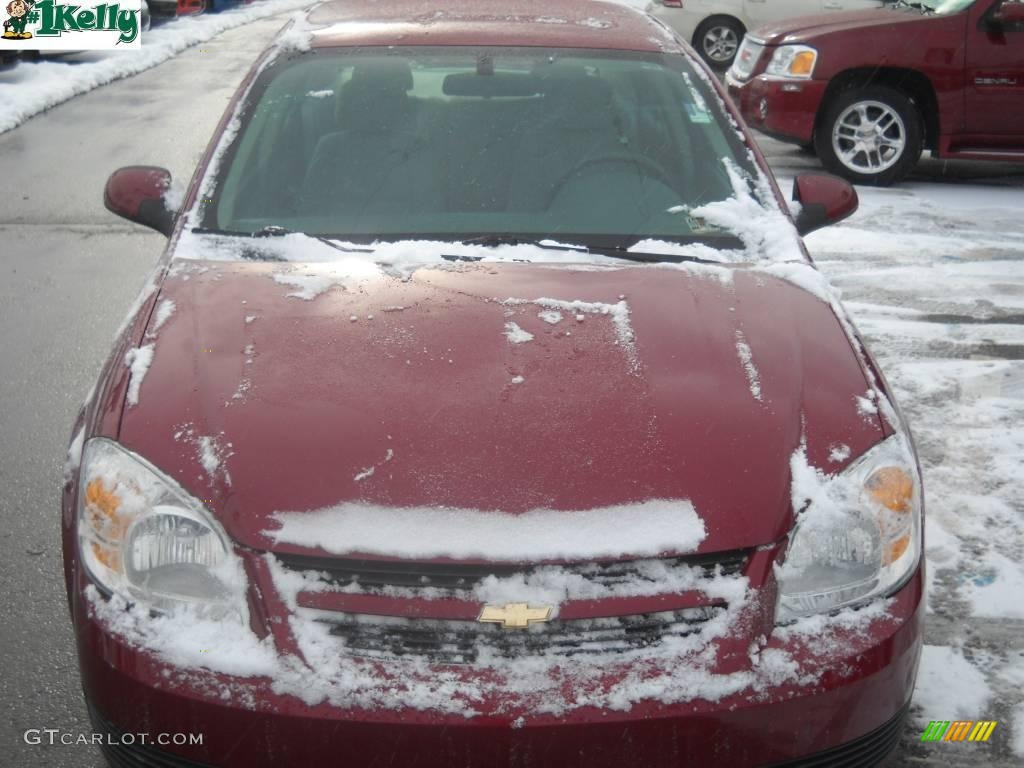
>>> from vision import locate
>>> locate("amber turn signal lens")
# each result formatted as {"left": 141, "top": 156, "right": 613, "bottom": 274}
{"left": 84, "top": 478, "right": 127, "bottom": 571}
{"left": 85, "top": 478, "right": 120, "bottom": 519}
{"left": 866, "top": 467, "right": 914, "bottom": 513}
{"left": 884, "top": 536, "right": 910, "bottom": 565}
{"left": 789, "top": 51, "right": 816, "bottom": 76}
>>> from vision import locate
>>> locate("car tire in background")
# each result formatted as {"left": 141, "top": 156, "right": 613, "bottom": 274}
{"left": 815, "top": 85, "right": 923, "bottom": 187}
{"left": 693, "top": 16, "right": 744, "bottom": 69}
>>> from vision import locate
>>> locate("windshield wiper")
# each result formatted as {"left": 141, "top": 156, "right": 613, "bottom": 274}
{"left": 458, "top": 234, "right": 588, "bottom": 252}
{"left": 251, "top": 226, "right": 376, "bottom": 253}
{"left": 586, "top": 246, "right": 722, "bottom": 265}
{"left": 191, "top": 226, "right": 376, "bottom": 258}
{"left": 449, "top": 234, "right": 721, "bottom": 265}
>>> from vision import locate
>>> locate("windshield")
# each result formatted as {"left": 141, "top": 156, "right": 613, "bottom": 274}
{"left": 204, "top": 46, "right": 760, "bottom": 249}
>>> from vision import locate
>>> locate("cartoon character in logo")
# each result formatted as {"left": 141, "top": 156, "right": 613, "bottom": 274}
{"left": 2, "top": 0, "right": 35, "bottom": 39}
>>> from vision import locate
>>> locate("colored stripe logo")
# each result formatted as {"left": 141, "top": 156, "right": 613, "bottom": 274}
{"left": 920, "top": 721, "right": 997, "bottom": 743}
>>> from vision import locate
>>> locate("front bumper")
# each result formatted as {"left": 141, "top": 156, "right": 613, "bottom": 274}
{"left": 726, "top": 71, "right": 828, "bottom": 146}
{"left": 74, "top": 570, "right": 923, "bottom": 768}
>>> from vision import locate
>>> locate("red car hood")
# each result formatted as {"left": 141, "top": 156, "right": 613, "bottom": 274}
{"left": 751, "top": 7, "right": 929, "bottom": 46}
{"left": 117, "top": 258, "right": 884, "bottom": 559}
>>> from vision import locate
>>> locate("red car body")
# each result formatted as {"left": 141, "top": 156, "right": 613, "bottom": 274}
{"left": 726, "top": 0, "right": 1024, "bottom": 180}
{"left": 64, "top": 1, "right": 923, "bottom": 766}
{"left": 147, "top": 0, "right": 204, "bottom": 17}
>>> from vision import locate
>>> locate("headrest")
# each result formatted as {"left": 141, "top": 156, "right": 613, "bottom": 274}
{"left": 539, "top": 67, "right": 618, "bottom": 132}
{"left": 336, "top": 59, "right": 414, "bottom": 131}
{"left": 349, "top": 58, "right": 414, "bottom": 94}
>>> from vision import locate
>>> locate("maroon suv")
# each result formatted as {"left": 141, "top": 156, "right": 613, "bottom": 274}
{"left": 726, "top": 0, "right": 1024, "bottom": 185}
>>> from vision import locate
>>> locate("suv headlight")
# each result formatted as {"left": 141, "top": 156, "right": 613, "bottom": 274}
{"left": 77, "top": 438, "right": 246, "bottom": 618}
{"left": 764, "top": 45, "right": 817, "bottom": 79}
{"left": 776, "top": 435, "right": 921, "bottom": 622}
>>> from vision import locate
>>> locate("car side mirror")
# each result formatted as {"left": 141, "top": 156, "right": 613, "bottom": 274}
{"left": 791, "top": 172, "right": 858, "bottom": 236}
{"left": 104, "top": 166, "right": 175, "bottom": 237}
{"left": 993, "top": 0, "right": 1024, "bottom": 24}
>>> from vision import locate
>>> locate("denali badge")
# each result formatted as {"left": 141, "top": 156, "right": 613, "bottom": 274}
{"left": 477, "top": 603, "right": 552, "bottom": 629}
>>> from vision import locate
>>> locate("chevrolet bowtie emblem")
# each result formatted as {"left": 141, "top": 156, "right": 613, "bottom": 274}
{"left": 477, "top": 602, "right": 552, "bottom": 629}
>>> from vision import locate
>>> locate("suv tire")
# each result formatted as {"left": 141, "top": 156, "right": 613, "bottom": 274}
{"left": 816, "top": 85, "right": 923, "bottom": 187}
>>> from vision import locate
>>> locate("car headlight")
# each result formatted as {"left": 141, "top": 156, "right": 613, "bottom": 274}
{"left": 764, "top": 45, "right": 817, "bottom": 79}
{"left": 77, "top": 438, "right": 246, "bottom": 617}
{"left": 776, "top": 435, "right": 921, "bottom": 622}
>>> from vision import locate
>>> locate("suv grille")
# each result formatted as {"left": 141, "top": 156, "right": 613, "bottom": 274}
{"left": 314, "top": 606, "right": 726, "bottom": 664}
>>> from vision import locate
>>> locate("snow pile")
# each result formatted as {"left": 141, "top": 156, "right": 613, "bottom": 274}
{"left": 784, "top": 444, "right": 867, "bottom": 566}
{"left": 63, "top": 426, "right": 86, "bottom": 483}
{"left": 690, "top": 160, "right": 805, "bottom": 264}
{"left": 148, "top": 299, "right": 176, "bottom": 335}
{"left": 538, "top": 310, "right": 563, "bottom": 325}
{"left": 229, "top": 342, "right": 255, "bottom": 404}
{"left": 0, "top": 0, "right": 315, "bottom": 135}
{"left": 503, "top": 297, "right": 637, "bottom": 366}
{"left": 914, "top": 645, "right": 993, "bottom": 722}
{"left": 828, "top": 443, "right": 851, "bottom": 464}
{"left": 174, "top": 424, "right": 233, "bottom": 485}
{"left": 503, "top": 322, "right": 534, "bottom": 345}
{"left": 771, "top": 598, "right": 894, "bottom": 658}
{"left": 353, "top": 448, "right": 393, "bottom": 483}
{"left": 733, "top": 330, "right": 762, "bottom": 402}
{"left": 269, "top": 499, "right": 707, "bottom": 561}
{"left": 271, "top": 258, "right": 385, "bottom": 300}
{"left": 1014, "top": 701, "right": 1024, "bottom": 759}
{"left": 86, "top": 584, "right": 278, "bottom": 679}
{"left": 123, "top": 343, "right": 155, "bottom": 406}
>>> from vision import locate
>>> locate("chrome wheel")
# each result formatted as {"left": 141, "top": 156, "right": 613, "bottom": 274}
{"left": 831, "top": 100, "right": 907, "bottom": 175}
{"left": 702, "top": 26, "right": 739, "bottom": 64}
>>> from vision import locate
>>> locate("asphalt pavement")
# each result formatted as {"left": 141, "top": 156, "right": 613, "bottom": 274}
{"left": 0, "top": 14, "right": 292, "bottom": 768}
{"left": 0, "top": 12, "right": 1022, "bottom": 768}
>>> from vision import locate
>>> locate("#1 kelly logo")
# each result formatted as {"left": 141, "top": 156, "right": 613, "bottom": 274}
{"left": 1, "top": 0, "right": 141, "bottom": 49}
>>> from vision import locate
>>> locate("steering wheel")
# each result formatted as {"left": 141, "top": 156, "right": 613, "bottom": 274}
{"left": 547, "top": 153, "right": 676, "bottom": 208}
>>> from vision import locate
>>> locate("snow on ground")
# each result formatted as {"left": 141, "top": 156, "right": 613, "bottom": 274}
{"left": 0, "top": 0, "right": 313, "bottom": 134}
{"left": 914, "top": 645, "right": 994, "bottom": 722}
{"left": 799, "top": 177, "right": 1024, "bottom": 763}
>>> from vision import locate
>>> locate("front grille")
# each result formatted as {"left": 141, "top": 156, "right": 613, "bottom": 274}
{"left": 314, "top": 606, "right": 725, "bottom": 664}
{"left": 275, "top": 550, "right": 748, "bottom": 594}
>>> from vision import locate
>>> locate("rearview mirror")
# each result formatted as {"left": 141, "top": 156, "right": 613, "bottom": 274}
{"left": 104, "top": 166, "right": 175, "bottom": 237}
{"left": 993, "top": 0, "right": 1024, "bottom": 24}
{"left": 791, "top": 172, "right": 858, "bottom": 236}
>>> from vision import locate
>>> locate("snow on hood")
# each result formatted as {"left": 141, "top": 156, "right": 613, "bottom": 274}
{"left": 269, "top": 499, "right": 706, "bottom": 561}
{"left": 117, "top": 259, "right": 885, "bottom": 554}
